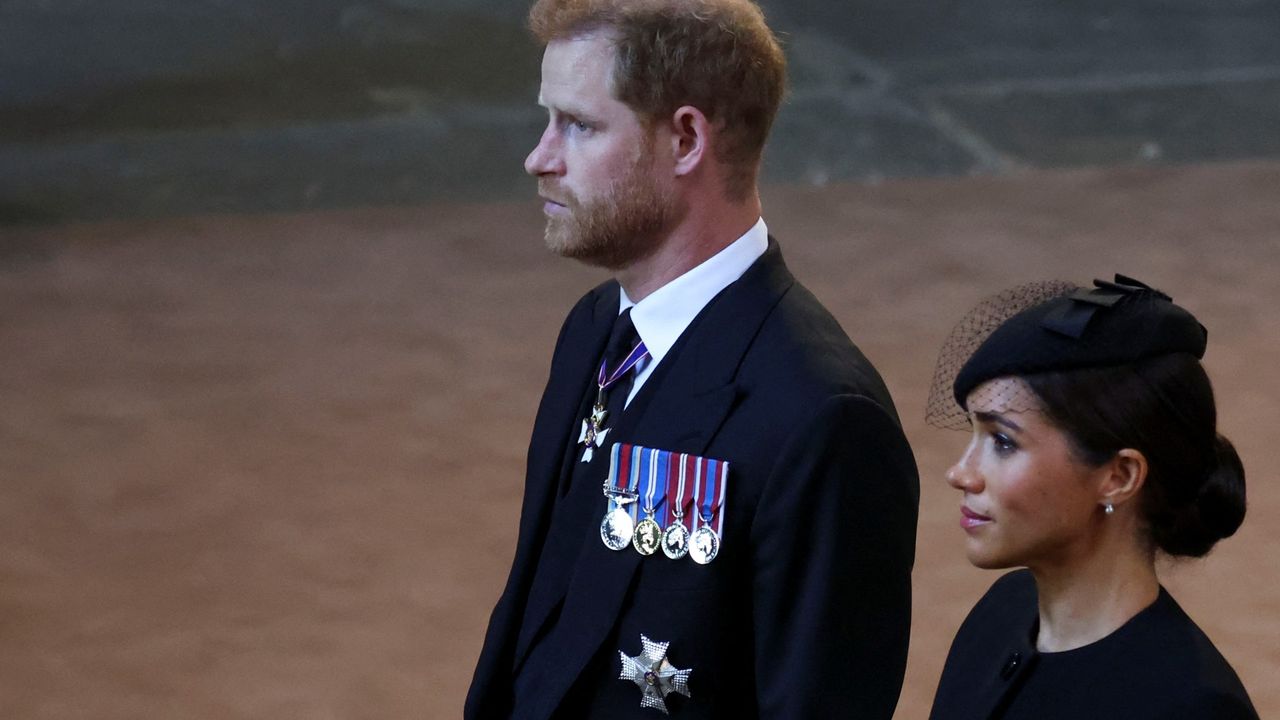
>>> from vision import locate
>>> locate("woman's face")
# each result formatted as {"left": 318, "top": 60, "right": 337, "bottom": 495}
{"left": 945, "top": 377, "right": 1108, "bottom": 570}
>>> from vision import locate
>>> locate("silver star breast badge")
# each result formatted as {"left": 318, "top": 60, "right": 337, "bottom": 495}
{"left": 618, "top": 634, "right": 692, "bottom": 714}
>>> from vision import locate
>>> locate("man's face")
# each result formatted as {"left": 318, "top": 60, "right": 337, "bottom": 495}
{"left": 525, "top": 32, "right": 679, "bottom": 269}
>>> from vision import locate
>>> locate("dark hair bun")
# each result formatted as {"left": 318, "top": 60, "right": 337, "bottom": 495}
{"left": 1151, "top": 434, "right": 1247, "bottom": 557}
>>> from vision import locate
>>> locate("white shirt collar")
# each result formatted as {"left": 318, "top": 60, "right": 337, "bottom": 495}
{"left": 620, "top": 218, "right": 769, "bottom": 371}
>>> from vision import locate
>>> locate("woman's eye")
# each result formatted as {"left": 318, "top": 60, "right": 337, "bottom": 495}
{"left": 992, "top": 432, "right": 1018, "bottom": 455}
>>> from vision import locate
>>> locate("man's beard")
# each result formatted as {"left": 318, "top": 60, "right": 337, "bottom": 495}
{"left": 540, "top": 151, "right": 679, "bottom": 270}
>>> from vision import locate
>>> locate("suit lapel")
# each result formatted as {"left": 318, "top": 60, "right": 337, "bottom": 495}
{"left": 550, "top": 290, "right": 619, "bottom": 497}
{"left": 631, "top": 238, "right": 794, "bottom": 452}
{"left": 503, "top": 287, "right": 618, "bottom": 662}
{"left": 528, "top": 240, "right": 797, "bottom": 719}
{"left": 523, "top": 286, "right": 618, "bottom": 533}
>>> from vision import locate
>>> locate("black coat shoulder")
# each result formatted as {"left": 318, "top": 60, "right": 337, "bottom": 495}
{"left": 930, "top": 570, "right": 1258, "bottom": 720}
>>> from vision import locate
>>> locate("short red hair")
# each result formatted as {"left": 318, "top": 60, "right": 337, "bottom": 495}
{"left": 529, "top": 0, "right": 786, "bottom": 200}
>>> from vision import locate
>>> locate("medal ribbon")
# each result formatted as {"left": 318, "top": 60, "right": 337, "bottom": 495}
{"left": 635, "top": 446, "right": 668, "bottom": 520}
{"left": 614, "top": 444, "right": 725, "bottom": 531}
{"left": 663, "top": 453, "right": 695, "bottom": 528}
{"left": 691, "top": 457, "right": 729, "bottom": 535}
{"left": 712, "top": 459, "right": 728, "bottom": 535}
{"left": 605, "top": 442, "right": 642, "bottom": 499}
{"left": 597, "top": 341, "right": 650, "bottom": 392}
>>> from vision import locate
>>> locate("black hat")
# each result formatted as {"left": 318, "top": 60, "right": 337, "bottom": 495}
{"left": 952, "top": 274, "right": 1208, "bottom": 409}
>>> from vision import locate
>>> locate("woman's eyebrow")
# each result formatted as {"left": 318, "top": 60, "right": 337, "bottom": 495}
{"left": 973, "top": 410, "right": 1023, "bottom": 433}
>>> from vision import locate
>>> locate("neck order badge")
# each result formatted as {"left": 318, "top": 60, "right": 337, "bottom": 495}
{"left": 602, "top": 444, "right": 729, "bottom": 563}
{"left": 579, "top": 338, "right": 649, "bottom": 462}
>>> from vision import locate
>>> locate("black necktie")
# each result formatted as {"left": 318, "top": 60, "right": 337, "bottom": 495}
{"left": 513, "top": 310, "right": 648, "bottom": 694}
{"left": 563, "top": 309, "right": 644, "bottom": 495}
{"left": 602, "top": 308, "right": 643, "bottom": 401}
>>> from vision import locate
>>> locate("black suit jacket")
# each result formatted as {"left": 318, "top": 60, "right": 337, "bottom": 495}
{"left": 467, "top": 240, "right": 920, "bottom": 718}
{"left": 930, "top": 570, "right": 1258, "bottom": 720}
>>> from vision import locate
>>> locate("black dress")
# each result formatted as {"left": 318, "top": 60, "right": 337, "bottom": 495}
{"left": 930, "top": 570, "right": 1258, "bottom": 720}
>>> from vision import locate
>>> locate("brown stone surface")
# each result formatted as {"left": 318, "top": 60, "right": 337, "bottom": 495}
{"left": 1, "top": 160, "right": 1277, "bottom": 718}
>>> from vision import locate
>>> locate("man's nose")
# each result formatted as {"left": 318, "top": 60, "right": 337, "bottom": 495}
{"left": 525, "top": 126, "right": 563, "bottom": 177}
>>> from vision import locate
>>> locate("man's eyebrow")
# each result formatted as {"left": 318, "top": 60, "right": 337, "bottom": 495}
{"left": 535, "top": 91, "right": 595, "bottom": 118}
{"left": 544, "top": 103, "right": 593, "bottom": 119}
{"left": 973, "top": 410, "right": 1023, "bottom": 433}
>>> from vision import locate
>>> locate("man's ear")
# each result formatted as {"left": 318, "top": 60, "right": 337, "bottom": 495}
{"left": 668, "top": 105, "right": 710, "bottom": 177}
{"left": 1099, "top": 448, "right": 1148, "bottom": 510}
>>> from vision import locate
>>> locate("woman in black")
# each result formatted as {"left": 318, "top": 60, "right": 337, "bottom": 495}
{"left": 925, "top": 276, "right": 1258, "bottom": 720}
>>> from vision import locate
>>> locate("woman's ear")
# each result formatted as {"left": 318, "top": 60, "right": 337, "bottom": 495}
{"left": 1099, "top": 448, "right": 1148, "bottom": 510}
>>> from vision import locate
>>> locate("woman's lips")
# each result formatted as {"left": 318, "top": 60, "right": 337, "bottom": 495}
{"left": 961, "top": 506, "right": 992, "bottom": 530}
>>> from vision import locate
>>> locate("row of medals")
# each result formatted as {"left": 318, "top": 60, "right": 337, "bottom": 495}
{"left": 599, "top": 488, "right": 720, "bottom": 564}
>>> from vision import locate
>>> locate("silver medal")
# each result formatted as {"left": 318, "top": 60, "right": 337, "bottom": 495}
{"left": 633, "top": 517, "right": 662, "bottom": 556}
{"left": 601, "top": 505, "right": 635, "bottom": 551}
{"left": 661, "top": 522, "right": 690, "bottom": 560}
{"left": 688, "top": 525, "right": 720, "bottom": 564}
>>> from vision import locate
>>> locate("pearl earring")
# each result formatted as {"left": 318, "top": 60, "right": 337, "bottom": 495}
{"left": 1104, "top": 503, "right": 1115, "bottom": 515}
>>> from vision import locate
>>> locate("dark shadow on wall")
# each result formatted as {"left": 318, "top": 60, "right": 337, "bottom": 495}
{"left": 3, "top": 0, "right": 1280, "bottom": 225}
{"left": 0, "top": 202, "right": 65, "bottom": 227}
{"left": 0, "top": 12, "right": 538, "bottom": 143}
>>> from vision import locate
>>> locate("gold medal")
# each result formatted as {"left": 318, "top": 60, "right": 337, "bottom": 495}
{"left": 633, "top": 517, "right": 662, "bottom": 555}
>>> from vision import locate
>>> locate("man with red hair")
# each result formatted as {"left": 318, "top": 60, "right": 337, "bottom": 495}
{"left": 467, "top": 1, "right": 918, "bottom": 717}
